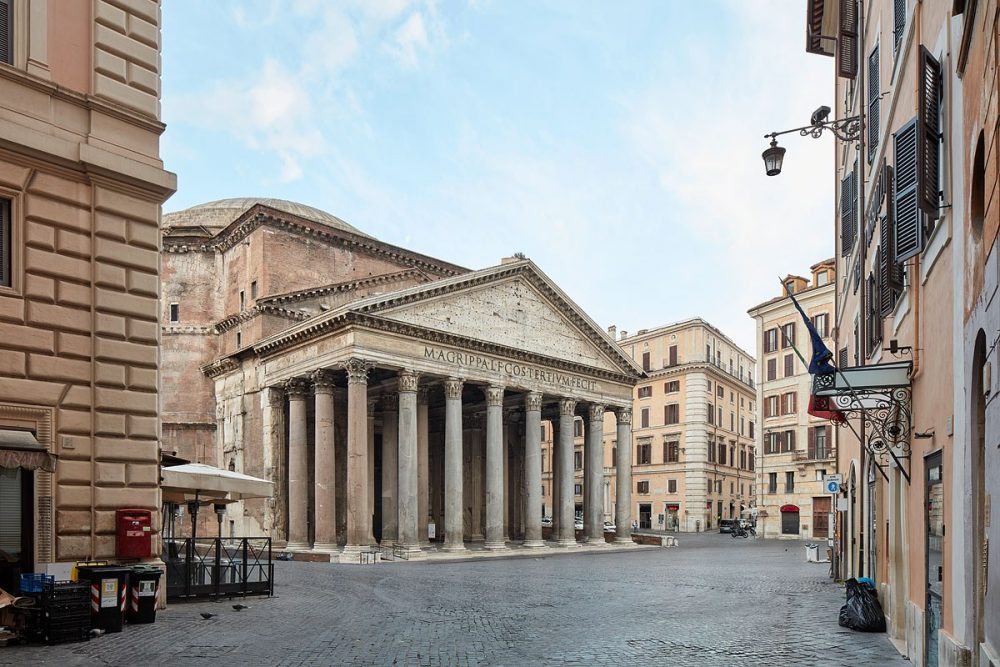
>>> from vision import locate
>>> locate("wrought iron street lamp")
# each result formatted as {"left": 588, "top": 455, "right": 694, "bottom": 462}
{"left": 761, "top": 106, "right": 862, "bottom": 176}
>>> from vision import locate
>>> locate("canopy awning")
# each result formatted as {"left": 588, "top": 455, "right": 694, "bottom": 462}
{"left": 0, "top": 429, "right": 56, "bottom": 472}
{"left": 161, "top": 463, "right": 273, "bottom": 503}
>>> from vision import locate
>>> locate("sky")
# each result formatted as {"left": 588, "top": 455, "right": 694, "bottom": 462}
{"left": 161, "top": 0, "right": 834, "bottom": 354}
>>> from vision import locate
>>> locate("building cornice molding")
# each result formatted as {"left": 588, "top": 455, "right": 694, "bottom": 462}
{"left": 258, "top": 269, "right": 431, "bottom": 307}
{"left": 214, "top": 305, "right": 308, "bottom": 335}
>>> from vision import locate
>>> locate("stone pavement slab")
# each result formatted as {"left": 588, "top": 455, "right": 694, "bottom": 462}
{"left": 0, "top": 534, "right": 908, "bottom": 666}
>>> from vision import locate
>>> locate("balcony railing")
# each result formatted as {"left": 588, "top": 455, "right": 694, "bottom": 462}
{"left": 792, "top": 448, "right": 836, "bottom": 462}
{"left": 704, "top": 354, "right": 755, "bottom": 389}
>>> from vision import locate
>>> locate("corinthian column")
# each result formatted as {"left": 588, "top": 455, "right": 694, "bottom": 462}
{"left": 381, "top": 394, "right": 399, "bottom": 545}
{"left": 285, "top": 378, "right": 310, "bottom": 550}
{"left": 556, "top": 398, "right": 578, "bottom": 546}
{"left": 312, "top": 370, "right": 338, "bottom": 551}
{"left": 615, "top": 407, "right": 633, "bottom": 544}
{"left": 397, "top": 370, "right": 420, "bottom": 555}
{"left": 367, "top": 397, "right": 377, "bottom": 545}
{"left": 523, "top": 392, "right": 544, "bottom": 547}
{"left": 342, "top": 358, "right": 372, "bottom": 555}
{"left": 585, "top": 403, "right": 605, "bottom": 543}
{"left": 443, "top": 378, "right": 466, "bottom": 552}
{"left": 484, "top": 385, "right": 506, "bottom": 550}
{"left": 417, "top": 387, "right": 430, "bottom": 546}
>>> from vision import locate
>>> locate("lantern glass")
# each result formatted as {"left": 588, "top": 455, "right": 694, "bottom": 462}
{"left": 762, "top": 140, "right": 785, "bottom": 176}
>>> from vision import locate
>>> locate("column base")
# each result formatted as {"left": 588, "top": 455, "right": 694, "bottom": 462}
{"left": 521, "top": 539, "right": 546, "bottom": 548}
{"left": 311, "top": 542, "right": 339, "bottom": 553}
{"left": 442, "top": 541, "right": 467, "bottom": 552}
{"left": 341, "top": 544, "right": 370, "bottom": 556}
{"left": 484, "top": 541, "right": 508, "bottom": 551}
{"left": 555, "top": 538, "right": 578, "bottom": 548}
{"left": 614, "top": 536, "right": 637, "bottom": 545}
{"left": 285, "top": 541, "right": 310, "bottom": 551}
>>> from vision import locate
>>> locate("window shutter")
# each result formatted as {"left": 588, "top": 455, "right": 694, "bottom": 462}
{"left": 0, "top": 0, "right": 10, "bottom": 66}
{"left": 0, "top": 199, "right": 8, "bottom": 288}
{"left": 893, "top": 0, "right": 906, "bottom": 54}
{"left": 642, "top": 352, "right": 650, "bottom": 371}
{"left": 841, "top": 169, "right": 856, "bottom": 256}
{"left": 838, "top": 347, "right": 849, "bottom": 368}
{"left": 838, "top": 0, "right": 859, "bottom": 78}
{"left": 868, "top": 44, "right": 880, "bottom": 162}
{"left": 918, "top": 46, "right": 942, "bottom": 218}
{"left": 893, "top": 117, "right": 923, "bottom": 262}
{"left": 669, "top": 345, "right": 677, "bottom": 366}
{"left": 808, "top": 427, "right": 817, "bottom": 459}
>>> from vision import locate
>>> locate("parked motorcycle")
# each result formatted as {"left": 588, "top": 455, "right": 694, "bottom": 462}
{"left": 730, "top": 520, "right": 756, "bottom": 539}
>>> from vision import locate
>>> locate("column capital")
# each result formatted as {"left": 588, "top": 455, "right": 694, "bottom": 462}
{"left": 417, "top": 386, "right": 431, "bottom": 404}
{"left": 312, "top": 369, "right": 337, "bottom": 393}
{"left": 383, "top": 393, "right": 399, "bottom": 412}
{"left": 588, "top": 403, "right": 605, "bottom": 422}
{"left": 616, "top": 406, "right": 632, "bottom": 425}
{"left": 285, "top": 377, "right": 311, "bottom": 399}
{"left": 398, "top": 369, "right": 419, "bottom": 393}
{"left": 341, "top": 357, "right": 372, "bottom": 385}
{"left": 486, "top": 385, "right": 504, "bottom": 407}
{"left": 558, "top": 398, "right": 577, "bottom": 416}
{"left": 524, "top": 391, "right": 542, "bottom": 412}
{"left": 444, "top": 377, "right": 463, "bottom": 400}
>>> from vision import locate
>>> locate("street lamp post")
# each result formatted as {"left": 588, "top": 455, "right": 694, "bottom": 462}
{"left": 760, "top": 106, "right": 862, "bottom": 177}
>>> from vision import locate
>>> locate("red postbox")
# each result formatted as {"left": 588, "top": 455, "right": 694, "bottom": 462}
{"left": 116, "top": 509, "right": 152, "bottom": 558}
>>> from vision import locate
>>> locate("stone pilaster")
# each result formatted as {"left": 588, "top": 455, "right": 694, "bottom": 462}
{"left": 443, "top": 378, "right": 466, "bottom": 552}
{"left": 397, "top": 370, "right": 420, "bottom": 555}
{"left": 585, "top": 403, "right": 605, "bottom": 542}
{"left": 312, "top": 370, "right": 337, "bottom": 551}
{"left": 381, "top": 393, "right": 399, "bottom": 545}
{"left": 556, "top": 398, "right": 578, "bottom": 546}
{"left": 285, "top": 377, "right": 311, "bottom": 550}
{"left": 484, "top": 385, "right": 506, "bottom": 550}
{"left": 522, "top": 392, "right": 544, "bottom": 547}
{"left": 367, "top": 396, "right": 377, "bottom": 545}
{"left": 341, "top": 358, "right": 372, "bottom": 555}
{"left": 615, "top": 407, "right": 633, "bottom": 544}
{"left": 262, "top": 385, "right": 286, "bottom": 543}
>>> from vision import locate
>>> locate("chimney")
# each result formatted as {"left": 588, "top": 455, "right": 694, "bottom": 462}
{"left": 620, "top": 330, "right": 628, "bottom": 341}
{"left": 608, "top": 324, "right": 617, "bottom": 339}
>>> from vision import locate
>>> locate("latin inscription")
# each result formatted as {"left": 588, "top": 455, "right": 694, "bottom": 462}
{"left": 424, "top": 346, "right": 598, "bottom": 391}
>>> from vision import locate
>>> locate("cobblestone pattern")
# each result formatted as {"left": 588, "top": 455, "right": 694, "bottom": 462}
{"left": 1, "top": 535, "right": 907, "bottom": 666}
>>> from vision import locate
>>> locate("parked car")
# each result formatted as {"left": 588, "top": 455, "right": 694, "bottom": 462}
{"left": 719, "top": 519, "right": 736, "bottom": 534}
{"left": 541, "top": 516, "right": 552, "bottom": 527}
{"left": 574, "top": 519, "right": 584, "bottom": 530}
{"left": 603, "top": 521, "right": 616, "bottom": 532}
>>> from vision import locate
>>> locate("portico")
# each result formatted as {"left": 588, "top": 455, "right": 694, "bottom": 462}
{"left": 207, "top": 260, "right": 641, "bottom": 559}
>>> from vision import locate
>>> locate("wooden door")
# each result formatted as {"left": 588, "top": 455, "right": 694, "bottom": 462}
{"left": 812, "top": 496, "right": 831, "bottom": 537}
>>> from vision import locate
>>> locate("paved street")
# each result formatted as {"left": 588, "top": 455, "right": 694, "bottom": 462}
{"left": 2, "top": 534, "right": 907, "bottom": 666}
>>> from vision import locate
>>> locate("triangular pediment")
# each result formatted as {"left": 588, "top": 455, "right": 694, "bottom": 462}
{"left": 348, "top": 262, "right": 641, "bottom": 377}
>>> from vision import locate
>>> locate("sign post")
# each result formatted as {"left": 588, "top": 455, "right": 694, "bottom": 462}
{"left": 824, "top": 474, "right": 843, "bottom": 580}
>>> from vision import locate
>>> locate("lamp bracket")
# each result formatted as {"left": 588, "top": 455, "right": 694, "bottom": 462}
{"left": 764, "top": 114, "right": 862, "bottom": 144}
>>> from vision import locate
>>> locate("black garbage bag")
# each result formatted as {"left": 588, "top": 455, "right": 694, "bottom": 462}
{"left": 838, "top": 578, "right": 887, "bottom": 632}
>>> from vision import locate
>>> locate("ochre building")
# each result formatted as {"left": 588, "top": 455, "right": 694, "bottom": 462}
{"left": 161, "top": 199, "right": 641, "bottom": 556}
{"left": 0, "top": 1, "right": 175, "bottom": 590}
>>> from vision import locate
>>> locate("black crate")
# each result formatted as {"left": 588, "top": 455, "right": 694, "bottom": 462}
{"left": 44, "top": 616, "right": 90, "bottom": 632}
{"left": 44, "top": 608, "right": 91, "bottom": 623}
{"left": 43, "top": 582, "right": 90, "bottom": 601}
{"left": 43, "top": 626, "right": 90, "bottom": 645}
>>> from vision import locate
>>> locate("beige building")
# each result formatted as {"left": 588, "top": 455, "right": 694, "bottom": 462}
{"left": 542, "top": 318, "right": 756, "bottom": 533}
{"left": 161, "top": 199, "right": 641, "bottom": 557}
{"left": 748, "top": 261, "right": 837, "bottom": 540}
{"left": 0, "top": 1, "right": 175, "bottom": 591}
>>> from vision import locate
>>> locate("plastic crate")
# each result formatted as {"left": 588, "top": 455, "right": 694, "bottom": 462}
{"left": 43, "top": 625, "right": 90, "bottom": 645}
{"left": 44, "top": 582, "right": 89, "bottom": 599}
{"left": 19, "top": 573, "right": 54, "bottom": 593}
{"left": 44, "top": 606, "right": 91, "bottom": 621}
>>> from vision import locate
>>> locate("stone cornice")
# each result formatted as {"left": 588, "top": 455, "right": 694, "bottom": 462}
{"left": 258, "top": 269, "right": 431, "bottom": 307}
{"left": 202, "top": 357, "right": 240, "bottom": 379}
{"left": 162, "top": 325, "right": 214, "bottom": 335}
{"left": 214, "top": 305, "right": 307, "bottom": 334}
{"left": 162, "top": 204, "right": 468, "bottom": 279}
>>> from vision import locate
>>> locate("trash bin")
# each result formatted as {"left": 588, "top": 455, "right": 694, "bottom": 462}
{"left": 127, "top": 566, "right": 162, "bottom": 624}
{"left": 76, "top": 565, "right": 130, "bottom": 633}
{"left": 805, "top": 543, "right": 819, "bottom": 562}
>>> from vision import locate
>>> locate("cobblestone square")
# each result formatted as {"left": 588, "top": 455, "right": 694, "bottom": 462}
{"left": 2, "top": 535, "right": 907, "bottom": 666}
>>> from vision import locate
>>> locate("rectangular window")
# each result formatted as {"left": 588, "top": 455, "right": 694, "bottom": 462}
{"left": 251, "top": 280, "right": 258, "bottom": 299}
{"left": 718, "top": 407, "right": 722, "bottom": 425}
{"left": 766, "top": 358, "right": 776, "bottom": 381}
{"left": 668, "top": 479, "right": 677, "bottom": 494}
{"left": 811, "top": 313, "right": 829, "bottom": 338}
{"left": 707, "top": 402, "right": 714, "bottom": 425}
{"left": 781, "top": 323, "right": 795, "bottom": 348}
{"left": 717, "top": 385, "right": 724, "bottom": 398}
{"left": 782, "top": 430, "right": 796, "bottom": 453}
{"left": 611, "top": 447, "right": 617, "bottom": 467}
{"left": 809, "top": 425, "right": 830, "bottom": 459}
{"left": 574, "top": 450, "right": 582, "bottom": 470}
{"left": 708, "top": 440, "right": 717, "bottom": 463}
{"left": 637, "top": 443, "right": 651, "bottom": 465}
{"left": 169, "top": 303, "right": 180, "bottom": 323}
{"left": 764, "top": 328, "right": 779, "bottom": 353}
{"left": 668, "top": 345, "right": 678, "bottom": 366}
{"left": 0, "top": 198, "right": 9, "bottom": 287}
{"left": 749, "top": 421, "right": 755, "bottom": 438}
{"left": 236, "top": 331, "right": 242, "bottom": 348}
{"left": 768, "top": 472, "right": 777, "bottom": 494}
{"left": 749, "top": 447, "right": 755, "bottom": 471}
{"left": 637, "top": 480, "right": 649, "bottom": 494}
{"left": 574, "top": 419, "right": 583, "bottom": 437}
{"left": 664, "top": 381, "right": 680, "bottom": 393}
{"left": 637, "top": 386, "right": 652, "bottom": 399}
{"left": 541, "top": 424, "right": 546, "bottom": 441}
{"left": 785, "top": 471, "right": 795, "bottom": 493}
{"left": 729, "top": 413, "right": 734, "bottom": 432}
{"left": 239, "top": 290, "right": 245, "bottom": 311}
{"left": 574, "top": 483, "right": 582, "bottom": 496}
{"left": 0, "top": 0, "right": 10, "bottom": 66}
{"left": 664, "top": 440, "right": 679, "bottom": 463}
{"left": 718, "top": 443, "right": 727, "bottom": 466}
{"left": 784, "top": 354, "right": 794, "bottom": 377}
{"left": 640, "top": 408, "right": 649, "bottom": 429}
{"left": 664, "top": 404, "right": 679, "bottom": 425}
{"left": 641, "top": 351, "right": 650, "bottom": 371}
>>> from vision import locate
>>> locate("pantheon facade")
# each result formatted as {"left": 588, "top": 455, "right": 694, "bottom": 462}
{"left": 162, "top": 199, "right": 641, "bottom": 556}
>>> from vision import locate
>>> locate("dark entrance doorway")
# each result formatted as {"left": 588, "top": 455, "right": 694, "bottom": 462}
{"left": 0, "top": 467, "right": 34, "bottom": 594}
{"left": 780, "top": 504, "right": 800, "bottom": 535}
{"left": 638, "top": 503, "right": 651, "bottom": 530}
{"left": 373, "top": 433, "right": 383, "bottom": 543}
{"left": 925, "top": 451, "right": 943, "bottom": 667}
{"left": 813, "top": 497, "right": 831, "bottom": 538}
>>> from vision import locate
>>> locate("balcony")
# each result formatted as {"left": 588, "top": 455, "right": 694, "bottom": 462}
{"left": 792, "top": 448, "right": 836, "bottom": 464}
{"left": 704, "top": 354, "right": 755, "bottom": 390}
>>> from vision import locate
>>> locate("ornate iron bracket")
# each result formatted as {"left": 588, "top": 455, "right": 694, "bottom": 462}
{"left": 764, "top": 114, "right": 862, "bottom": 144}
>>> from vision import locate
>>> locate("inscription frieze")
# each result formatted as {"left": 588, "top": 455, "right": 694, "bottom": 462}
{"left": 423, "top": 346, "right": 598, "bottom": 392}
